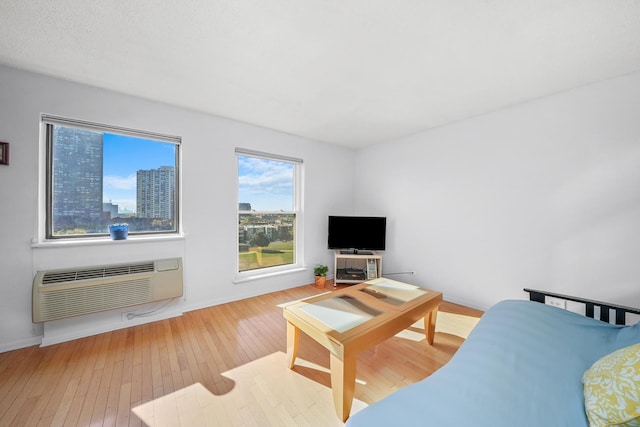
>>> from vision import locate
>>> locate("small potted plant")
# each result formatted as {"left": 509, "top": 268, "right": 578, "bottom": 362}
{"left": 108, "top": 223, "right": 129, "bottom": 240}
{"left": 314, "top": 264, "right": 329, "bottom": 289}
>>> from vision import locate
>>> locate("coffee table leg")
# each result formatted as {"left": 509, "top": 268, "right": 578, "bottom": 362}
{"left": 286, "top": 321, "right": 300, "bottom": 369}
{"left": 424, "top": 307, "right": 438, "bottom": 345}
{"left": 330, "top": 353, "right": 356, "bottom": 422}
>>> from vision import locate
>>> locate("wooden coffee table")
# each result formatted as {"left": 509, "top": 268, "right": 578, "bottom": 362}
{"left": 282, "top": 278, "right": 442, "bottom": 422}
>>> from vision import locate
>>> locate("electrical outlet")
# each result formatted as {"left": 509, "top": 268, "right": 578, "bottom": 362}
{"left": 545, "top": 296, "right": 566, "bottom": 309}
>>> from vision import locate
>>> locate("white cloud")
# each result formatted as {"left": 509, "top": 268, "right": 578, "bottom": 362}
{"left": 104, "top": 174, "right": 136, "bottom": 190}
{"left": 238, "top": 157, "right": 293, "bottom": 194}
{"left": 238, "top": 156, "right": 294, "bottom": 211}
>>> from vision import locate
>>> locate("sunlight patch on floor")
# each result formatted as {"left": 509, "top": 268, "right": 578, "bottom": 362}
{"left": 293, "top": 357, "right": 367, "bottom": 386}
{"left": 395, "top": 311, "right": 481, "bottom": 341}
{"left": 435, "top": 311, "right": 481, "bottom": 339}
{"left": 132, "top": 351, "right": 367, "bottom": 426}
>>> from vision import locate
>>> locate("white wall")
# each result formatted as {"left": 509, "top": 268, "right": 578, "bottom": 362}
{"left": 3, "top": 64, "right": 639, "bottom": 351}
{"left": 355, "top": 71, "right": 640, "bottom": 311}
{"left": 0, "top": 65, "right": 354, "bottom": 351}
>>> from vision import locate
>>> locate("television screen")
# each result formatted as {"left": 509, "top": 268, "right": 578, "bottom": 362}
{"left": 327, "top": 216, "right": 386, "bottom": 251}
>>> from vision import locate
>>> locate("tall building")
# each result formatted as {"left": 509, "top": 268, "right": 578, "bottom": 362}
{"left": 102, "top": 202, "right": 119, "bottom": 219}
{"left": 52, "top": 126, "right": 103, "bottom": 229}
{"left": 136, "top": 166, "right": 175, "bottom": 220}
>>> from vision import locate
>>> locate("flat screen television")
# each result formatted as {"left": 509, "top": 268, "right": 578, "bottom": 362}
{"left": 327, "top": 216, "right": 386, "bottom": 253}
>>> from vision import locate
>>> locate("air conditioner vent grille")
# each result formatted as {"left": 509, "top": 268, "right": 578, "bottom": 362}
{"left": 42, "top": 262, "right": 155, "bottom": 285}
{"left": 38, "top": 279, "right": 153, "bottom": 321}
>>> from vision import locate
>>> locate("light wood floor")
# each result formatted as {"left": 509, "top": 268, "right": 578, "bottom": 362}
{"left": 0, "top": 282, "right": 483, "bottom": 426}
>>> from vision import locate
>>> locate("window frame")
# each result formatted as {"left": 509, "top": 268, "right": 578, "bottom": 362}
{"left": 38, "top": 115, "right": 181, "bottom": 242}
{"left": 235, "top": 148, "right": 304, "bottom": 281}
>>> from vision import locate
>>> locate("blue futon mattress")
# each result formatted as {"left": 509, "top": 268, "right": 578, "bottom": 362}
{"left": 346, "top": 300, "right": 640, "bottom": 427}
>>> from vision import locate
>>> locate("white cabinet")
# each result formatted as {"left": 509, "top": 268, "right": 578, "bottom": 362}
{"left": 333, "top": 250, "right": 382, "bottom": 285}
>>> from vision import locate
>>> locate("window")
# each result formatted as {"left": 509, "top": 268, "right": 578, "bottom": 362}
{"left": 237, "top": 149, "right": 302, "bottom": 274}
{"left": 42, "top": 115, "right": 180, "bottom": 239}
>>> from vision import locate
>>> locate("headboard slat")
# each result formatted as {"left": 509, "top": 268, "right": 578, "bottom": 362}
{"left": 585, "top": 303, "right": 595, "bottom": 319}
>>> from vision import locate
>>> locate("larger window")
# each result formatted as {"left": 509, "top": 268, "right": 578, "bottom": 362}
{"left": 237, "top": 149, "right": 302, "bottom": 274}
{"left": 42, "top": 116, "right": 180, "bottom": 239}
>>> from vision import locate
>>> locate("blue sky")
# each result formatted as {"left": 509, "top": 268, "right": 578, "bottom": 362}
{"left": 238, "top": 156, "right": 294, "bottom": 211}
{"left": 101, "top": 137, "right": 294, "bottom": 213}
{"left": 103, "top": 133, "right": 175, "bottom": 213}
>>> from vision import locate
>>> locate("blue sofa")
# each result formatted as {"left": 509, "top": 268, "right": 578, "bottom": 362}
{"left": 346, "top": 299, "right": 640, "bottom": 426}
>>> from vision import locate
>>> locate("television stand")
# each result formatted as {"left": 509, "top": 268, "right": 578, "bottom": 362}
{"left": 334, "top": 250, "right": 382, "bottom": 285}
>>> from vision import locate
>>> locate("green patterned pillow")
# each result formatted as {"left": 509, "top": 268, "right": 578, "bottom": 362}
{"left": 583, "top": 343, "right": 640, "bottom": 427}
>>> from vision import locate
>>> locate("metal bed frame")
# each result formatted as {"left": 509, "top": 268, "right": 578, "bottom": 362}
{"left": 524, "top": 288, "right": 640, "bottom": 325}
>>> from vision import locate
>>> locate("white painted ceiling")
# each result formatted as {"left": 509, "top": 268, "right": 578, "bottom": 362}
{"left": 1, "top": 1, "right": 640, "bottom": 148}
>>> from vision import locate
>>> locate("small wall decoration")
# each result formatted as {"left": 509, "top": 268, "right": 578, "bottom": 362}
{"left": 0, "top": 142, "right": 8, "bottom": 165}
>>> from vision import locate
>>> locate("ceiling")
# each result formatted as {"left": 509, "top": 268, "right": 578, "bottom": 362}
{"left": 1, "top": 1, "right": 640, "bottom": 148}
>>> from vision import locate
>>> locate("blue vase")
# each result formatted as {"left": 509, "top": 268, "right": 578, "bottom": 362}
{"left": 109, "top": 225, "right": 129, "bottom": 240}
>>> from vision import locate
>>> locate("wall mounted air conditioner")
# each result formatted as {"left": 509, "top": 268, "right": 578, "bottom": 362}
{"left": 33, "top": 257, "right": 183, "bottom": 323}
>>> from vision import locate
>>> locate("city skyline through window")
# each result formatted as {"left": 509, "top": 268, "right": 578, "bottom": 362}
{"left": 44, "top": 117, "right": 180, "bottom": 238}
{"left": 103, "top": 133, "right": 176, "bottom": 214}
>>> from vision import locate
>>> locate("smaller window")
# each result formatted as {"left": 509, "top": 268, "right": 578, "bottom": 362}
{"left": 236, "top": 149, "right": 303, "bottom": 274}
{"left": 42, "top": 116, "right": 180, "bottom": 239}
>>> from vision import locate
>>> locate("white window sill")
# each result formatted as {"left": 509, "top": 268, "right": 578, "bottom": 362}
{"left": 233, "top": 266, "right": 308, "bottom": 284}
{"left": 31, "top": 233, "right": 186, "bottom": 249}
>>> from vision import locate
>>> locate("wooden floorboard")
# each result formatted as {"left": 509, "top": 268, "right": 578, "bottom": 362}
{"left": 0, "top": 282, "right": 482, "bottom": 426}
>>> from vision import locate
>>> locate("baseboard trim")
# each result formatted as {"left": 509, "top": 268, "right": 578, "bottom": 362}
{"left": 0, "top": 336, "right": 43, "bottom": 353}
